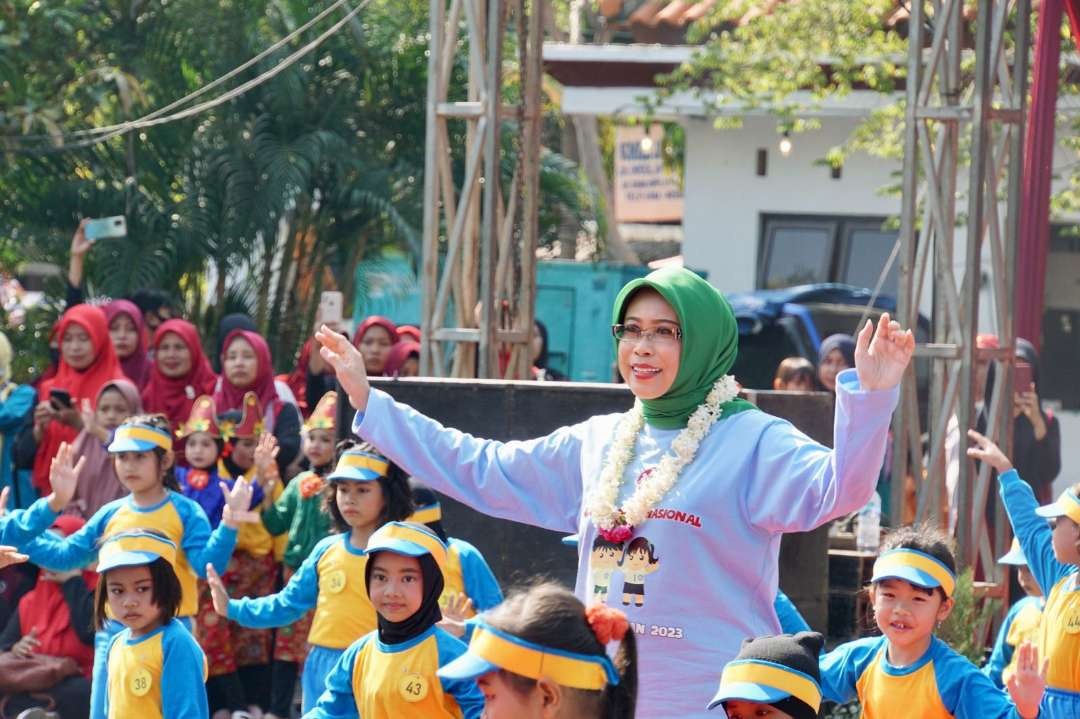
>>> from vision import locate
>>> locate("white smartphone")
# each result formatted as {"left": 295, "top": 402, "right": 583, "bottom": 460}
{"left": 84, "top": 216, "right": 127, "bottom": 242}
{"left": 320, "top": 291, "right": 344, "bottom": 325}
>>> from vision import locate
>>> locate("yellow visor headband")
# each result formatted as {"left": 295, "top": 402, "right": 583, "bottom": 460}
{"left": 110, "top": 424, "right": 174, "bottom": 452}
{"left": 98, "top": 531, "right": 178, "bottom": 572}
{"left": 338, "top": 453, "right": 390, "bottom": 475}
{"left": 1036, "top": 489, "right": 1080, "bottom": 526}
{"left": 409, "top": 503, "right": 442, "bottom": 525}
{"left": 872, "top": 548, "right": 956, "bottom": 598}
{"left": 718, "top": 660, "right": 823, "bottom": 713}
{"left": 466, "top": 623, "right": 619, "bottom": 691}
{"left": 367, "top": 522, "right": 449, "bottom": 575}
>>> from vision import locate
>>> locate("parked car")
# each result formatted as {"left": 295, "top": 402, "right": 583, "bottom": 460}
{"left": 727, "top": 283, "right": 930, "bottom": 402}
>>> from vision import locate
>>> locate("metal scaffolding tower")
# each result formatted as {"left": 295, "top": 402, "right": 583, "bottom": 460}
{"left": 419, "top": 0, "right": 544, "bottom": 379}
{"left": 892, "top": 0, "right": 1031, "bottom": 582}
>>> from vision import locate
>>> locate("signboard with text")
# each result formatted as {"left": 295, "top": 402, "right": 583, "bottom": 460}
{"left": 614, "top": 125, "right": 684, "bottom": 223}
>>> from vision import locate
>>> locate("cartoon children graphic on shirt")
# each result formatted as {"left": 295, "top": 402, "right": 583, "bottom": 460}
{"left": 589, "top": 537, "right": 623, "bottom": 603}
{"left": 619, "top": 536, "right": 660, "bottom": 608}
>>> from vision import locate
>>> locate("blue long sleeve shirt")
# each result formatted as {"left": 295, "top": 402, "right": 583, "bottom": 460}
{"left": 820, "top": 635, "right": 1025, "bottom": 718}
{"left": 103, "top": 618, "right": 209, "bottom": 719}
{"left": 352, "top": 368, "right": 897, "bottom": 717}
{"left": 228, "top": 532, "right": 377, "bottom": 650}
{"left": 999, "top": 469, "right": 1080, "bottom": 695}
{"left": 983, "top": 595, "right": 1043, "bottom": 689}
{"left": 304, "top": 626, "right": 483, "bottom": 719}
{"left": 6, "top": 492, "right": 236, "bottom": 617}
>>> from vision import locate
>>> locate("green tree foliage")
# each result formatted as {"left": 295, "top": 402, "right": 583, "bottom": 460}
{"left": 1, "top": 0, "right": 600, "bottom": 370}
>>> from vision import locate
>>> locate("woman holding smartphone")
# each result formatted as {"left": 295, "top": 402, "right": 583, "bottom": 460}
{"left": 29, "top": 305, "right": 125, "bottom": 497}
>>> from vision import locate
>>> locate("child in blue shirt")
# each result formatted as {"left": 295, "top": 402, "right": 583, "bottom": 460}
{"left": 0, "top": 415, "right": 251, "bottom": 719}
{"left": 95, "top": 530, "right": 208, "bottom": 719}
{"left": 969, "top": 429, "right": 1080, "bottom": 718}
{"left": 984, "top": 539, "right": 1044, "bottom": 690}
{"left": 308, "top": 521, "right": 484, "bottom": 718}
{"left": 819, "top": 525, "right": 1046, "bottom": 718}
{"left": 207, "top": 442, "right": 414, "bottom": 713}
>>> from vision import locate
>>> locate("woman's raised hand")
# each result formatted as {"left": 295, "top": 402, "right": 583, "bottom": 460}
{"left": 48, "top": 441, "right": 86, "bottom": 512}
{"left": 205, "top": 564, "right": 230, "bottom": 617}
{"left": 316, "top": 324, "right": 370, "bottom": 411}
{"left": 854, "top": 312, "right": 916, "bottom": 392}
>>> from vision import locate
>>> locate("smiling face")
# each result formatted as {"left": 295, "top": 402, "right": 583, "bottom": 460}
{"left": 335, "top": 480, "right": 386, "bottom": 531}
{"left": 184, "top": 432, "right": 219, "bottom": 470}
{"left": 96, "top": 387, "right": 132, "bottom": 431}
{"left": 61, "top": 323, "right": 96, "bottom": 370}
{"left": 722, "top": 700, "right": 794, "bottom": 719}
{"left": 106, "top": 564, "right": 163, "bottom": 637}
{"left": 368, "top": 551, "right": 424, "bottom": 623}
{"left": 871, "top": 578, "right": 953, "bottom": 659}
{"left": 360, "top": 326, "right": 394, "bottom": 375}
{"left": 109, "top": 313, "right": 140, "bottom": 360}
{"left": 616, "top": 289, "right": 682, "bottom": 401}
{"left": 155, "top": 332, "right": 193, "bottom": 378}
{"left": 223, "top": 336, "right": 259, "bottom": 388}
{"left": 303, "top": 428, "right": 336, "bottom": 468}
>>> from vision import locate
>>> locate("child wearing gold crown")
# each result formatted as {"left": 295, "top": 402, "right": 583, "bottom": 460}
{"left": 176, "top": 393, "right": 264, "bottom": 718}
{"left": 258, "top": 390, "right": 337, "bottom": 718}
{"left": 211, "top": 391, "right": 285, "bottom": 717}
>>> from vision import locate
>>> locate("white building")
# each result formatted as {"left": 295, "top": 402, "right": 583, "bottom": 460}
{"left": 545, "top": 42, "right": 1080, "bottom": 495}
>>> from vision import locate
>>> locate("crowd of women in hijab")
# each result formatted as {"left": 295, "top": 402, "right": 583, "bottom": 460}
{"left": 0, "top": 255, "right": 1073, "bottom": 719}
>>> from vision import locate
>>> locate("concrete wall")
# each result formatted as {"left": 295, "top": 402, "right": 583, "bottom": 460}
{"left": 682, "top": 115, "right": 900, "bottom": 295}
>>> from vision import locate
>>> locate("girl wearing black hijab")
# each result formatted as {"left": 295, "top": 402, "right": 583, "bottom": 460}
{"left": 306, "top": 522, "right": 484, "bottom": 718}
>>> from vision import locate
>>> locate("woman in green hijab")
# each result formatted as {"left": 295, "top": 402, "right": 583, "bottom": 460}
{"left": 316, "top": 266, "right": 914, "bottom": 718}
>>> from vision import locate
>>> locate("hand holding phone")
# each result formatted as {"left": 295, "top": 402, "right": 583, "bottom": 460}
{"left": 320, "top": 291, "right": 344, "bottom": 326}
{"left": 83, "top": 216, "right": 127, "bottom": 242}
{"left": 49, "top": 388, "right": 73, "bottom": 411}
{"left": 1014, "top": 362, "right": 1034, "bottom": 394}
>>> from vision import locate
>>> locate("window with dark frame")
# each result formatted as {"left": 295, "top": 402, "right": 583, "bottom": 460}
{"left": 758, "top": 214, "right": 900, "bottom": 296}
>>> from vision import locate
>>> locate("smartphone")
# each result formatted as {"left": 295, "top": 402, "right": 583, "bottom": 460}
{"left": 320, "top": 291, "right": 344, "bottom": 325}
{"left": 84, "top": 216, "right": 127, "bottom": 242}
{"left": 1014, "top": 362, "right": 1034, "bottom": 393}
{"left": 49, "top": 388, "right": 73, "bottom": 410}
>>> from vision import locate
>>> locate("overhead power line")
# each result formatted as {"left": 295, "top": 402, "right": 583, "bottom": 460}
{"left": 8, "top": 0, "right": 369, "bottom": 154}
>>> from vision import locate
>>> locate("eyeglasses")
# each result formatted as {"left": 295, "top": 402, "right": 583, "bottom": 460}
{"left": 611, "top": 323, "right": 682, "bottom": 345}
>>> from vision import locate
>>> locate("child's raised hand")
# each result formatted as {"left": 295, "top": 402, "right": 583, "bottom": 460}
{"left": 48, "top": 442, "right": 86, "bottom": 512}
{"left": 437, "top": 593, "right": 474, "bottom": 638}
{"left": 220, "top": 477, "right": 255, "bottom": 529}
{"left": 1005, "top": 640, "right": 1047, "bottom": 719}
{"left": 316, "top": 324, "right": 370, "bottom": 411}
{"left": 205, "top": 564, "right": 231, "bottom": 617}
{"left": 254, "top": 434, "right": 279, "bottom": 479}
{"left": 966, "top": 429, "right": 1014, "bottom": 475}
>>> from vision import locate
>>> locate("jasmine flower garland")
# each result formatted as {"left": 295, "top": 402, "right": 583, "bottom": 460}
{"left": 588, "top": 375, "right": 738, "bottom": 541}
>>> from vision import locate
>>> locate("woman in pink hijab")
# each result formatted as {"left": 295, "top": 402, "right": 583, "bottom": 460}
{"left": 104, "top": 300, "right": 151, "bottom": 390}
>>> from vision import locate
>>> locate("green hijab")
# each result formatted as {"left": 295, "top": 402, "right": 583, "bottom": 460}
{"left": 612, "top": 267, "right": 756, "bottom": 429}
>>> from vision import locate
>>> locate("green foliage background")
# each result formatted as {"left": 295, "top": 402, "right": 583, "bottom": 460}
{"left": 0, "top": 0, "right": 600, "bottom": 374}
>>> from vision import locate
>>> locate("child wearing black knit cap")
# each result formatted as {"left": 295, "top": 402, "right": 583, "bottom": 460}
{"left": 708, "top": 631, "right": 824, "bottom": 719}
